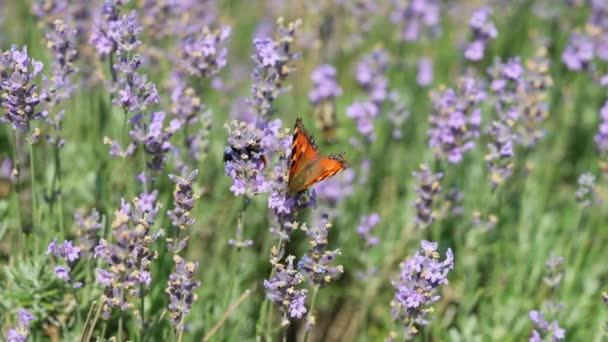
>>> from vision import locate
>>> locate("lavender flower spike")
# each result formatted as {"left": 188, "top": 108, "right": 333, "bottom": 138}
{"left": 166, "top": 254, "right": 201, "bottom": 331}
{"left": 7, "top": 309, "right": 35, "bottom": 342}
{"left": 167, "top": 167, "right": 199, "bottom": 230}
{"left": 391, "top": 240, "right": 454, "bottom": 339}
{"left": 264, "top": 255, "right": 308, "bottom": 326}
{"left": 298, "top": 215, "right": 343, "bottom": 286}
{"left": 412, "top": 164, "right": 443, "bottom": 227}
{"left": 464, "top": 7, "right": 497, "bottom": 61}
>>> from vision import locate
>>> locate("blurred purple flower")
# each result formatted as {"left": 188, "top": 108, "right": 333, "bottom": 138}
{"left": 391, "top": 0, "right": 441, "bottom": 42}
{"left": 166, "top": 254, "right": 201, "bottom": 331}
{"left": 103, "top": 136, "right": 136, "bottom": 158}
{"left": 575, "top": 172, "right": 597, "bottom": 208}
{"left": 464, "top": 7, "right": 497, "bottom": 61}
{"left": 44, "top": 19, "right": 78, "bottom": 105}
{"left": 391, "top": 240, "right": 454, "bottom": 339}
{"left": 46, "top": 238, "right": 81, "bottom": 286}
{"left": 596, "top": 101, "right": 608, "bottom": 155}
{"left": 264, "top": 255, "right": 308, "bottom": 326}
{"left": 178, "top": 25, "right": 231, "bottom": 78}
{"left": 356, "top": 48, "right": 389, "bottom": 104}
{"left": 347, "top": 100, "right": 379, "bottom": 141}
{"left": 167, "top": 167, "right": 198, "bottom": 231}
{"left": 387, "top": 90, "right": 410, "bottom": 139}
{"left": 0, "top": 45, "right": 47, "bottom": 130}
{"left": 89, "top": 0, "right": 129, "bottom": 58}
{"left": 543, "top": 252, "right": 564, "bottom": 288}
{"left": 416, "top": 57, "right": 433, "bottom": 86}
{"left": 74, "top": 208, "right": 102, "bottom": 254}
{"left": 356, "top": 213, "right": 380, "bottom": 247}
{"left": 94, "top": 196, "right": 162, "bottom": 319}
{"left": 309, "top": 64, "right": 342, "bottom": 105}
{"left": 562, "top": 33, "right": 594, "bottom": 71}
{"left": 529, "top": 310, "right": 566, "bottom": 342}
{"left": 413, "top": 164, "right": 443, "bottom": 227}
{"left": 428, "top": 75, "right": 485, "bottom": 164}
{"left": 486, "top": 120, "right": 515, "bottom": 190}
{"left": 7, "top": 309, "right": 35, "bottom": 342}
{"left": 298, "top": 215, "right": 343, "bottom": 286}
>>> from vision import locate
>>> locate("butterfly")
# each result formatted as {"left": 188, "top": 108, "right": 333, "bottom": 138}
{"left": 287, "top": 117, "right": 347, "bottom": 196}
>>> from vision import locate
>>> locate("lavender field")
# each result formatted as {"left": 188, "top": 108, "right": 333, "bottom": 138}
{"left": 1, "top": 0, "right": 607, "bottom": 341}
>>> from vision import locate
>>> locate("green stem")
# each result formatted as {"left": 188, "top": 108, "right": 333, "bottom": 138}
{"left": 54, "top": 146, "right": 65, "bottom": 239}
{"left": 122, "top": 109, "right": 129, "bottom": 151}
{"left": 140, "top": 144, "right": 148, "bottom": 194}
{"left": 28, "top": 140, "right": 37, "bottom": 235}
{"left": 140, "top": 283, "right": 145, "bottom": 342}
{"left": 303, "top": 285, "right": 320, "bottom": 342}
{"left": 10, "top": 130, "right": 24, "bottom": 245}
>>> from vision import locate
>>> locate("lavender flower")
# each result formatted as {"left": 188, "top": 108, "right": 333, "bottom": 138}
{"left": 298, "top": 215, "right": 343, "bottom": 286}
{"left": 412, "top": 164, "right": 443, "bottom": 227}
{"left": 7, "top": 309, "right": 35, "bottom": 342}
{"left": 166, "top": 255, "right": 201, "bottom": 331}
{"left": 177, "top": 25, "right": 231, "bottom": 78}
{"left": 464, "top": 7, "right": 497, "bottom": 61}
{"left": 485, "top": 120, "right": 515, "bottom": 190}
{"left": 391, "top": 240, "right": 454, "bottom": 339}
{"left": 355, "top": 48, "right": 389, "bottom": 104}
{"left": 44, "top": 19, "right": 78, "bottom": 105}
{"left": 74, "top": 208, "right": 103, "bottom": 254}
{"left": 416, "top": 57, "right": 433, "bottom": 86}
{"left": 0, "top": 45, "right": 47, "bottom": 130}
{"left": 264, "top": 255, "right": 308, "bottom": 326}
{"left": 167, "top": 167, "right": 199, "bottom": 231}
{"left": 347, "top": 100, "right": 379, "bottom": 141}
{"left": 32, "top": 0, "right": 68, "bottom": 21}
{"left": 169, "top": 74, "right": 205, "bottom": 126}
{"left": 428, "top": 76, "right": 485, "bottom": 164}
{"left": 562, "top": 33, "right": 594, "bottom": 71}
{"left": 46, "top": 238, "right": 82, "bottom": 287}
{"left": 356, "top": 213, "right": 380, "bottom": 247}
{"left": 543, "top": 252, "right": 564, "bottom": 288}
{"left": 529, "top": 311, "right": 566, "bottom": 341}
{"left": 387, "top": 90, "right": 410, "bottom": 139}
{"left": 596, "top": 101, "right": 608, "bottom": 155}
{"left": 89, "top": 0, "right": 128, "bottom": 58}
{"left": 309, "top": 64, "right": 342, "bottom": 105}
{"left": 103, "top": 136, "right": 136, "bottom": 158}
{"left": 130, "top": 112, "right": 179, "bottom": 171}
{"left": 224, "top": 120, "right": 269, "bottom": 196}
{"left": 94, "top": 196, "right": 161, "bottom": 319}
{"left": 250, "top": 18, "right": 301, "bottom": 120}
{"left": 575, "top": 172, "right": 597, "bottom": 207}
{"left": 390, "top": 0, "right": 441, "bottom": 42}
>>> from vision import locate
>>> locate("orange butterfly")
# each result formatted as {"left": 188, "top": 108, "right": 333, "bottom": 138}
{"left": 287, "top": 118, "right": 347, "bottom": 196}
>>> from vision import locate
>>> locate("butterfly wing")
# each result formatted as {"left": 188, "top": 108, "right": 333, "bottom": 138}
{"left": 287, "top": 152, "right": 347, "bottom": 196}
{"left": 289, "top": 117, "right": 319, "bottom": 178}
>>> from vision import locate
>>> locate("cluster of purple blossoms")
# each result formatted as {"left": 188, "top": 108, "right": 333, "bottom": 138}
{"left": 7, "top": 309, "right": 35, "bottom": 342}
{"left": 417, "top": 57, "right": 433, "bottom": 86}
{"left": 595, "top": 101, "right": 608, "bottom": 155}
{"left": 391, "top": 240, "right": 454, "bottom": 340}
{"left": 386, "top": 90, "right": 410, "bottom": 139}
{"left": 177, "top": 25, "right": 231, "bottom": 78}
{"left": 46, "top": 238, "right": 82, "bottom": 288}
{"left": 529, "top": 311, "right": 566, "bottom": 342}
{"left": 250, "top": 18, "right": 302, "bottom": 119}
{"left": 347, "top": 48, "right": 389, "bottom": 141}
{"left": 356, "top": 213, "right": 380, "bottom": 247}
{"left": 355, "top": 48, "right": 389, "bottom": 104}
{"left": 130, "top": 112, "right": 179, "bottom": 172}
{"left": 264, "top": 255, "right": 308, "bottom": 327}
{"left": 562, "top": 33, "right": 594, "bottom": 71}
{"left": 342, "top": 0, "right": 377, "bottom": 47}
{"left": 298, "top": 215, "right": 343, "bottom": 286}
{"left": 31, "top": 0, "right": 69, "bottom": 21}
{"left": 390, "top": 0, "right": 441, "bottom": 42}
{"left": 485, "top": 120, "right": 515, "bottom": 190}
{"left": 575, "top": 172, "right": 597, "bottom": 207}
{"left": 529, "top": 252, "right": 566, "bottom": 341}
{"left": 94, "top": 196, "right": 161, "bottom": 319}
{"left": 167, "top": 167, "right": 198, "bottom": 231}
{"left": 0, "top": 45, "right": 47, "bottom": 130}
{"left": 74, "top": 208, "right": 103, "bottom": 254}
{"left": 89, "top": 0, "right": 128, "bottom": 58}
{"left": 412, "top": 164, "right": 443, "bottom": 227}
{"left": 464, "top": 7, "right": 497, "bottom": 61}
{"left": 165, "top": 254, "right": 201, "bottom": 331}
{"left": 110, "top": 15, "right": 159, "bottom": 115}
{"left": 309, "top": 64, "right": 342, "bottom": 105}
{"left": 169, "top": 74, "right": 205, "bottom": 126}
{"left": 224, "top": 120, "right": 269, "bottom": 196}
{"left": 428, "top": 76, "right": 485, "bottom": 164}
{"left": 44, "top": 19, "right": 78, "bottom": 105}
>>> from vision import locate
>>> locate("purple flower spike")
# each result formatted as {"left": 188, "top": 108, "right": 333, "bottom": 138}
{"left": 412, "top": 164, "right": 443, "bottom": 227}
{"left": 166, "top": 255, "right": 201, "bottom": 331}
{"left": 7, "top": 309, "right": 35, "bottom": 342}
{"left": 464, "top": 7, "right": 497, "bottom": 61}
{"left": 298, "top": 215, "right": 343, "bottom": 286}
{"left": 391, "top": 0, "right": 441, "bottom": 42}
{"left": 0, "top": 45, "right": 48, "bottom": 130}
{"left": 264, "top": 255, "right": 308, "bottom": 327}
{"left": 391, "top": 240, "right": 454, "bottom": 339}
{"left": 356, "top": 213, "right": 380, "bottom": 247}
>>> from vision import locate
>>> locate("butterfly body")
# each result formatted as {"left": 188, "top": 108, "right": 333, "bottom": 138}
{"left": 286, "top": 118, "right": 347, "bottom": 196}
